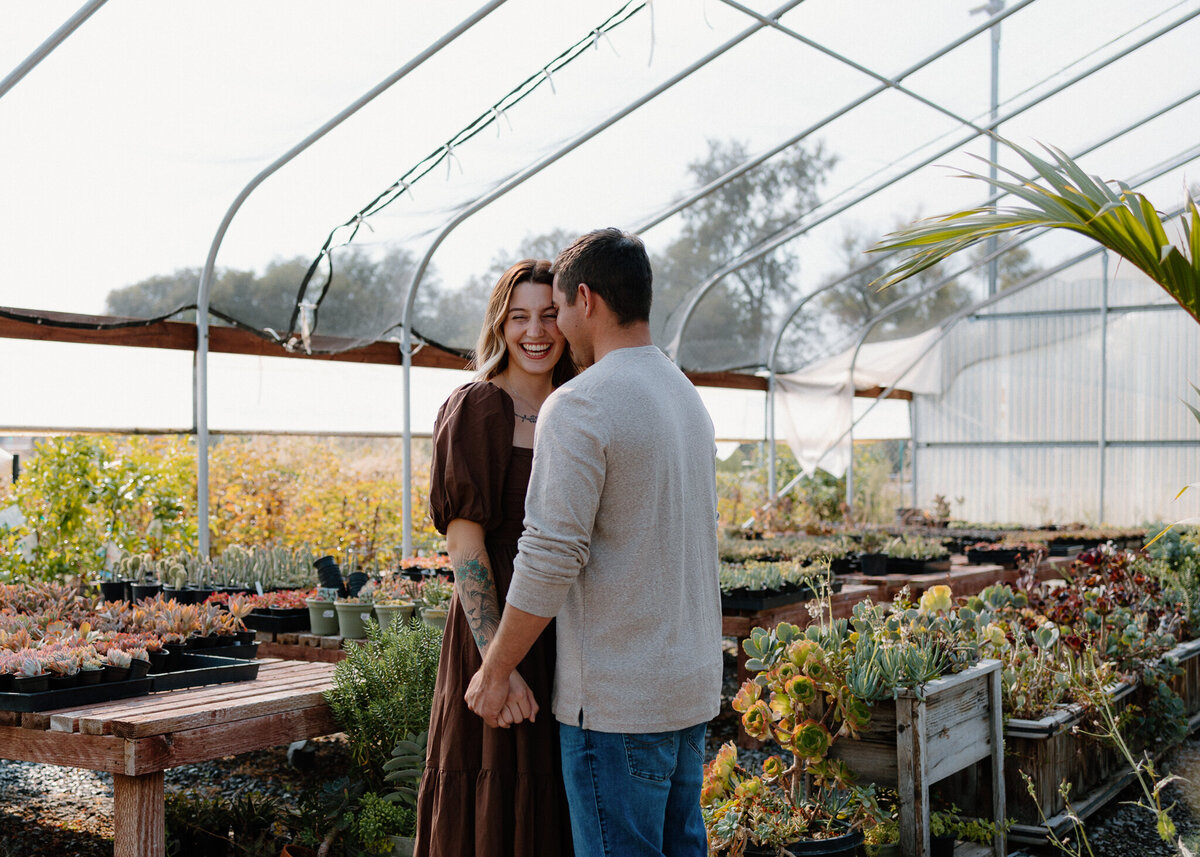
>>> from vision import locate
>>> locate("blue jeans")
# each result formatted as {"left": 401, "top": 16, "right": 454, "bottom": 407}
{"left": 559, "top": 721, "right": 707, "bottom": 857}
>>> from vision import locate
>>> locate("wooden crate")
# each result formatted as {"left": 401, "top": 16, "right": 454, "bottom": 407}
{"left": 828, "top": 659, "right": 1005, "bottom": 857}
{"left": 989, "top": 637, "right": 1200, "bottom": 845}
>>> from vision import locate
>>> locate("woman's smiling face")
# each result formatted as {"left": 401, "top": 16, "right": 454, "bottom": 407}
{"left": 503, "top": 280, "right": 566, "bottom": 377}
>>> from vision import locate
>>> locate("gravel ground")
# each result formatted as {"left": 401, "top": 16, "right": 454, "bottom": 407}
{"left": 0, "top": 736, "right": 349, "bottom": 857}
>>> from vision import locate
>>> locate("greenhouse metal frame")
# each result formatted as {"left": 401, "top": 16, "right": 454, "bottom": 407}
{"left": 2, "top": 0, "right": 1198, "bottom": 553}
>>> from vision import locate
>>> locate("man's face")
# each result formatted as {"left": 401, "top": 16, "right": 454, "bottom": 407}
{"left": 553, "top": 273, "right": 592, "bottom": 364}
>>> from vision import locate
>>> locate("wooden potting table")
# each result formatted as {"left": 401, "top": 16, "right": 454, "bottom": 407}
{"left": 0, "top": 658, "right": 338, "bottom": 857}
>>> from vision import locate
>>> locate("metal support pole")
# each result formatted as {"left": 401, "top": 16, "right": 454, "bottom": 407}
{"left": 767, "top": 370, "right": 777, "bottom": 502}
{"left": 0, "top": 0, "right": 108, "bottom": 101}
{"left": 845, "top": 389, "right": 855, "bottom": 514}
{"left": 193, "top": 1, "right": 505, "bottom": 557}
{"left": 972, "top": 0, "right": 1004, "bottom": 296}
{"left": 1099, "top": 250, "right": 1109, "bottom": 522}
{"left": 910, "top": 407, "right": 918, "bottom": 508}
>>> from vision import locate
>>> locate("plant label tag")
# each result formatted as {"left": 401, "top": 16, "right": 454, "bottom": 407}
{"left": 255, "top": 581, "right": 264, "bottom": 596}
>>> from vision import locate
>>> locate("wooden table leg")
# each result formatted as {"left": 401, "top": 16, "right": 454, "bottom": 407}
{"left": 114, "top": 771, "right": 165, "bottom": 857}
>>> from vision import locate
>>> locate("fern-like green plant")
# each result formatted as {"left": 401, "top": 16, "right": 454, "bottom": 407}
{"left": 324, "top": 617, "right": 441, "bottom": 793}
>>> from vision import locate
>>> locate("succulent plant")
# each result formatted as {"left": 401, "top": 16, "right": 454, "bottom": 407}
{"left": 105, "top": 649, "right": 132, "bottom": 669}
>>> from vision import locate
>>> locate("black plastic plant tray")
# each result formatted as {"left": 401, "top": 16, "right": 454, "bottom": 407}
{"left": 0, "top": 677, "right": 152, "bottom": 713}
{"left": 204, "top": 642, "right": 260, "bottom": 660}
{"left": 244, "top": 611, "right": 311, "bottom": 633}
{"left": 966, "top": 548, "right": 1023, "bottom": 567}
{"left": 720, "top": 590, "right": 810, "bottom": 612}
{"left": 148, "top": 654, "right": 260, "bottom": 692}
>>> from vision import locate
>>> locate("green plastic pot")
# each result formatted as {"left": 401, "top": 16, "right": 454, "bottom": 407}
{"left": 373, "top": 602, "right": 414, "bottom": 632}
{"left": 334, "top": 601, "right": 373, "bottom": 639}
{"left": 305, "top": 598, "right": 339, "bottom": 636}
{"left": 420, "top": 605, "right": 449, "bottom": 631}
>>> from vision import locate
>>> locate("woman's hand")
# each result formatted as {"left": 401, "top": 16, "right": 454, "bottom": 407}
{"left": 498, "top": 670, "right": 539, "bottom": 727}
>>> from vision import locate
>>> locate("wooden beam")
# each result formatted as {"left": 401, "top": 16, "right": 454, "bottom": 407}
{"left": 0, "top": 306, "right": 467, "bottom": 370}
{"left": 855, "top": 385, "right": 913, "bottom": 401}
{"left": 0, "top": 306, "right": 915, "bottom": 396}
{"left": 0, "top": 724, "right": 127, "bottom": 772}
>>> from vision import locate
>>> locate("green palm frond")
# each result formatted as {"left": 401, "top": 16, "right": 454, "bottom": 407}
{"left": 869, "top": 139, "right": 1200, "bottom": 325}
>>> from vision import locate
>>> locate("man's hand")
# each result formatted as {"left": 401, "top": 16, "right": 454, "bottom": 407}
{"left": 464, "top": 602, "right": 553, "bottom": 727}
{"left": 465, "top": 666, "right": 538, "bottom": 728}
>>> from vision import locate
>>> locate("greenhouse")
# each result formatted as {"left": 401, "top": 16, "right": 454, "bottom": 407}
{"left": 1, "top": 1, "right": 1199, "bottom": 856}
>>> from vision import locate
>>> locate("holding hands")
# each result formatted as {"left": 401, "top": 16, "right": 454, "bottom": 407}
{"left": 466, "top": 666, "right": 539, "bottom": 728}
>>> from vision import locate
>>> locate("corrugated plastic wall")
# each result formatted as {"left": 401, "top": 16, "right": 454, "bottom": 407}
{"left": 913, "top": 276, "right": 1199, "bottom": 524}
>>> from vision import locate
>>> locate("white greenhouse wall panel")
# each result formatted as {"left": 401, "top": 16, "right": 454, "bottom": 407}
{"left": 911, "top": 276, "right": 1198, "bottom": 525}
{"left": 915, "top": 445, "right": 1101, "bottom": 525}
{"left": 1104, "top": 446, "right": 1200, "bottom": 525}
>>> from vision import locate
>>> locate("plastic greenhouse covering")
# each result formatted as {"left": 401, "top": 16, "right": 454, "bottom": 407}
{"left": 2, "top": 0, "right": 1199, "bottom": 537}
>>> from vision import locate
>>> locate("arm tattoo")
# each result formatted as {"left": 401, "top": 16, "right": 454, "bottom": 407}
{"left": 457, "top": 557, "right": 501, "bottom": 654}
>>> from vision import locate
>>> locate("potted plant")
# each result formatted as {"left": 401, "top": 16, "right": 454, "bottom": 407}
{"left": 417, "top": 578, "right": 453, "bottom": 631}
{"left": 9, "top": 649, "right": 49, "bottom": 693}
{"left": 928, "top": 804, "right": 1004, "bottom": 857}
{"left": 856, "top": 531, "right": 890, "bottom": 576}
{"left": 373, "top": 578, "right": 418, "bottom": 633}
{"left": 335, "top": 589, "right": 375, "bottom": 641}
{"left": 881, "top": 535, "right": 951, "bottom": 575}
{"left": 306, "top": 591, "right": 340, "bottom": 637}
{"left": 123, "top": 553, "right": 163, "bottom": 601}
{"left": 705, "top": 622, "right": 880, "bottom": 855}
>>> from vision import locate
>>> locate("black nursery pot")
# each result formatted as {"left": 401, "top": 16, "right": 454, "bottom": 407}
{"left": 130, "top": 582, "right": 162, "bottom": 601}
{"left": 346, "top": 571, "right": 368, "bottom": 596}
{"left": 314, "top": 555, "right": 343, "bottom": 588}
{"left": 189, "top": 587, "right": 215, "bottom": 604}
{"left": 128, "top": 658, "right": 152, "bottom": 680}
{"left": 857, "top": 552, "right": 889, "bottom": 576}
{"left": 79, "top": 668, "right": 103, "bottom": 685}
{"left": 12, "top": 674, "right": 49, "bottom": 693}
{"left": 147, "top": 650, "right": 169, "bottom": 673}
{"left": 163, "top": 642, "right": 187, "bottom": 668}
{"left": 102, "top": 664, "right": 131, "bottom": 683}
{"left": 48, "top": 673, "right": 78, "bottom": 690}
{"left": 100, "top": 580, "right": 130, "bottom": 602}
{"left": 745, "top": 831, "right": 864, "bottom": 857}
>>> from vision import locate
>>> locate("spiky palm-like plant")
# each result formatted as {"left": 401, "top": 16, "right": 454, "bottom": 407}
{"left": 869, "top": 139, "right": 1200, "bottom": 324}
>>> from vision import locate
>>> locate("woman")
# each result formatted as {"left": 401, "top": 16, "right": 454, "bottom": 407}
{"left": 415, "top": 259, "right": 576, "bottom": 857}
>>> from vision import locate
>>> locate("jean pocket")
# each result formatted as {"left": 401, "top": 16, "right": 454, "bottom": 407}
{"left": 623, "top": 731, "right": 676, "bottom": 782}
{"left": 684, "top": 724, "right": 706, "bottom": 759}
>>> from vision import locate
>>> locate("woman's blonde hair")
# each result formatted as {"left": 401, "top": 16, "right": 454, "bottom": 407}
{"left": 470, "top": 258, "right": 576, "bottom": 386}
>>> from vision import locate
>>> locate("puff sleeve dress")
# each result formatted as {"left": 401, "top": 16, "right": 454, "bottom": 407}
{"left": 414, "top": 382, "right": 573, "bottom": 857}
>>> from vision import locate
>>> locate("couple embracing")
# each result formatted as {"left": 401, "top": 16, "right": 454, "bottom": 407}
{"left": 414, "top": 229, "right": 723, "bottom": 857}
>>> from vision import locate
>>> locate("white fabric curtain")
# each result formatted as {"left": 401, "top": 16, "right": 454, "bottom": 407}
{"left": 775, "top": 328, "right": 943, "bottom": 476}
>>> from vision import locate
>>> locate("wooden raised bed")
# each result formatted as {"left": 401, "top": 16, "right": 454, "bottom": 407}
{"left": 828, "top": 659, "right": 1006, "bottom": 857}
{"left": 968, "top": 637, "right": 1200, "bottom": 846}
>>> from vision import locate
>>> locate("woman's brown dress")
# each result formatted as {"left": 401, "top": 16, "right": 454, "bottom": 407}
{"left": 414, "top": 382, "right": 574, "bottom": 857}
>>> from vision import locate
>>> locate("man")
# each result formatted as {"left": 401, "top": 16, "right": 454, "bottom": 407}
{"left": 465, "top": 228, "right": 723, "bottom": 856}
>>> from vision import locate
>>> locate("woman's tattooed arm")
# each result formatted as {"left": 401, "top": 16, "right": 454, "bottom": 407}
{"left": 457, "top": 555, "right": 502, "bottom": 654}
{"left": 445, "top": 519, "right": 503, "bottom": 656}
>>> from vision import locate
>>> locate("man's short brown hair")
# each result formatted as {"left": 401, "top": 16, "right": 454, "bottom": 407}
{"left": 552, "top": 228, "right": 652, "bottom": 326}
